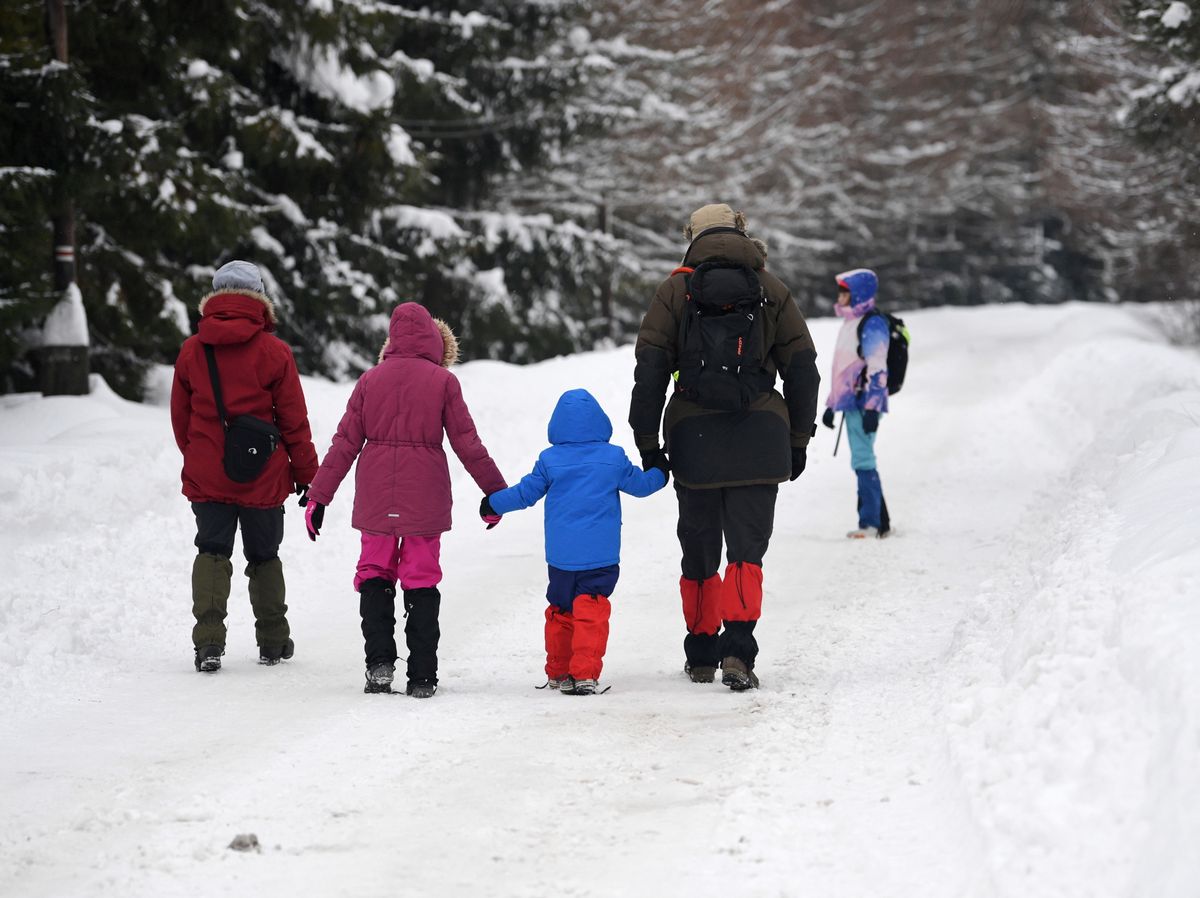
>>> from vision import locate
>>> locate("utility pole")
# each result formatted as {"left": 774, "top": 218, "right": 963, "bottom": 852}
{"left": 41, "top": 0, "right": 89, "bottom": 396}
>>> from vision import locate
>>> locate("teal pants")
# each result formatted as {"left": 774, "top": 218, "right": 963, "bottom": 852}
{"left": 844, "top": 409, "right": 885, "bottom": 530}
{"left": 844, "top": 408, "right": 878, "bottom": 471}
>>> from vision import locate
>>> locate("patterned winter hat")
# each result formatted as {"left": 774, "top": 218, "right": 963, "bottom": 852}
{"left": 212, "top": 259, "right": 264, "bottom": 294}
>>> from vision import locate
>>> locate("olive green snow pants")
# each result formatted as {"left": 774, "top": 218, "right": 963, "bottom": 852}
{"left": 190, "top": 502, "right": 289, "bottom": 649}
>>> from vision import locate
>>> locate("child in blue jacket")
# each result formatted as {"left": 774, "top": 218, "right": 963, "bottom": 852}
{"left": 481, "top": 389, "right": 668, "bottom": 695}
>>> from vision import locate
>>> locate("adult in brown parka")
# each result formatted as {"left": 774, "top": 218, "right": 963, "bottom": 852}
{"left": 628, "top": 204, "right": 820, "bottom": 689}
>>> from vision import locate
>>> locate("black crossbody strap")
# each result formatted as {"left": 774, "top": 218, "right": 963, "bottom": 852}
{"left": 202, "top": 344, "right": 229, "bottom": 429}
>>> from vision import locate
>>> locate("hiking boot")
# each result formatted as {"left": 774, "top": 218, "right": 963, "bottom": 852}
{"left": 685, "top": 664, "right": 717, "bottom": 683}
{"left": 542, "top": 676, "right": 568, "bottom": 690}
{"left": 406, "top": 678, "right": 437, "bottom": 699}
{"left": 258, "top": 637, "right": 295, "bottom": 666}
{"left": 560, "top": 676, "right": 597, "bottom": 696}
{"left": 194, "top": 644, "right": 224, "bottom": 673}
{"left": 364, "top": 662, "right": 395, "bottom": 694}
{"left": 720, "top": 656, "right": 759, "bottom": 691}
{"left": 846, "top": 526, "right": 880, "bottom": 540}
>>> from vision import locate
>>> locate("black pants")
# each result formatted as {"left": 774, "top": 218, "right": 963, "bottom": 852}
{"left": 675, "top": 483, "right": 777, "bottom": 579}
{"left": 192, "top": 501, "right": 284, "bottom": 563}
{"left": 676, "top": 483, "right": 777, "bottom": 669}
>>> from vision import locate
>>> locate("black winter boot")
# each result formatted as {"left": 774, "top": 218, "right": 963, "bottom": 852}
{"left": 359, "top": 578, "right": 398, "bottom": 667}
{"left": 194, "top": 643, "right": 224, "bottom": 672}
{"left": 684, "top": 632, "right": 720, "bottom": 682}
{"left": 403, "top": 587, "right": 441, "bottom": 695}
{"left": 259, "top": 638, "right": 295, "bottom": 666}
{"left": 719, "top": 620, "right": 759, "bottom": 676}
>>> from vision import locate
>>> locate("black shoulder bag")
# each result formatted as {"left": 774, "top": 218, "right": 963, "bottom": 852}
{"left": 203, "top": 344, "right": 283, "bottom": 483}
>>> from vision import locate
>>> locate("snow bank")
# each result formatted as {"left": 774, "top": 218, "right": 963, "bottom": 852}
{"left": 943, "top": 307, "right": 1200, "bottom": 898}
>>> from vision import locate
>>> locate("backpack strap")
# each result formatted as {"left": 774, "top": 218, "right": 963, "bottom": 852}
{"left": 671, "top": 265, "right": 694, "bottom": 300}
{"left": 202, "top": 343, "right": 230, "bottom": 429}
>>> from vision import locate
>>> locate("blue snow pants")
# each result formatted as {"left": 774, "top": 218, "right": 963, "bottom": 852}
{"left": 845, "top": 409, "right": 884, "bottom": 530}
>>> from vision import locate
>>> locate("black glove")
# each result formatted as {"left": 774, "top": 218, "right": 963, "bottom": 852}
{"left": 640, "top": 448, "right": 669, "bottom": 475}
{"left": 822, "top": 408, "right": 835, "bottom": 430}
{"left": 789, "top": 447, "right": 807, "bottom": 481}
{"left": 861, "top": 410, "right": 880, "bottom": 433}
{"left": 479, "top": 495, "right": 501, "bottom": 530}
{"left": 295, "top": 483, "right": 310, "bottom": 505}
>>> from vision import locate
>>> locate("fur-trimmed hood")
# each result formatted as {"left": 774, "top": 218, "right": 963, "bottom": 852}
{"left": 199, "top": 288, "right": 277, "bottom": 325}
{"left": 377, "top": 302, "right": 459, "bottom": 367}
{"left": 196, "top": 289, "right": 278, "bottom": 345}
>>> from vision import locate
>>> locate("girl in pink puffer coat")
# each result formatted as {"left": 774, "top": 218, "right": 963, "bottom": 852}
{"left": 305, "top": 302, "right": 507, "bottom": 697}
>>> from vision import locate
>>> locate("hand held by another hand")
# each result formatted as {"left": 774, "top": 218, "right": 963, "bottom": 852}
{"left": 479, "top": 496, "right": 501, "bottom": 530}
{"left": 640, "top": 448, "right": 670, "bottom": 476}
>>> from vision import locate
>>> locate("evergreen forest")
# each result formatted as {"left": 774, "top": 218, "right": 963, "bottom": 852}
{"left": 2, "top": 0, "right": 1197, "bottom": 398}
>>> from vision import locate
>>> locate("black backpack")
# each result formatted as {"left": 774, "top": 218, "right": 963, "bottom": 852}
{"left": 673, "top": 261, "right": 771, "bottom": 411}
{"left": 856, "top": 310, "right": 910, "bottom": 395}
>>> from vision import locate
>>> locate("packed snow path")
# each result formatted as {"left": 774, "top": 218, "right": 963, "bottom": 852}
{"left": 2, "top": 304, "right": 1198, "bottom": 897}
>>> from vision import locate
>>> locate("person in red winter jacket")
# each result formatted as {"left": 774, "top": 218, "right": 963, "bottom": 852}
{"left": 304, "top": 302, "right": 507, "bottom": 698}
{"left": 170, "top": 260, "right": 319, "bottom": 673}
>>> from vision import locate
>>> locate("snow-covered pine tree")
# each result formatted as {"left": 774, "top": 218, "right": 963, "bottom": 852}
{"left": 1122, "top": 0, "right": 1200, "bottom": 310}
{"left": 1, "top": 0, "right": 614, "bottom": 398}
{"left": 547, "top": 0, "right": 1190, "bottom": 315}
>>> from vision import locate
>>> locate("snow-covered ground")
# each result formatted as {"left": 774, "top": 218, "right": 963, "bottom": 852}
{"left": 1, "top": 303, "right": 1197, "bottom": 898}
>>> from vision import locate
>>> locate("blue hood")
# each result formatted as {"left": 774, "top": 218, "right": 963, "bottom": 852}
{"left": 547, "top": 389, "right": 613, "bottom": 445}
{"left": 836, "top": 268, "right": 878, "bottom": 309}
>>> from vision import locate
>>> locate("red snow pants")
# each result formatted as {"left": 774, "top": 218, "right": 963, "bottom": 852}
{"left": 545, "top": 594, "right": 612, "bottom": 680}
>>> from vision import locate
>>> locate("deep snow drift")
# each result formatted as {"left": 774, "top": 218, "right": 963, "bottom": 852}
{"left": 1, "top": 303, "right": 1197, "bottom": 898}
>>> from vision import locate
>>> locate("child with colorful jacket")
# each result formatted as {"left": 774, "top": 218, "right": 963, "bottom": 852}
{"left": 821, "top": 268, "right": 891, "bottom": 538}
{"left": 304, "top": 303, "right": 507, "bottom": 697}
{"left": 481, "top": 389, "right": 668, "bottom": 695}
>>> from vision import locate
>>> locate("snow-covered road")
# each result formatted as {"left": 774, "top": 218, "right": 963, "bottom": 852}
{"left": 2, "top": 303, "right": 1197, "bottom": 897}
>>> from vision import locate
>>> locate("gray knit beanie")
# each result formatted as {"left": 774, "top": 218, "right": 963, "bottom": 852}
{"left": 212, "top": 260, "right": 264, "bottom": 293}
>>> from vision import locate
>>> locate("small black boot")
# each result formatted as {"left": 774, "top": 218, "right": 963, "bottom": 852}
{"left": 403, "top": 587, "right": 441, "bottom": 696}
{"left": 359, "top": 577, "right": 398, "bottom": 668}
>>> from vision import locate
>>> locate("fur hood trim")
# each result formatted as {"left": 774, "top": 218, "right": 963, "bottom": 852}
{"left": 378, "top": 317, "right": 459, "bottom": 367}
{"left": 199, "top": 288, "right": 278, "bottom": 325}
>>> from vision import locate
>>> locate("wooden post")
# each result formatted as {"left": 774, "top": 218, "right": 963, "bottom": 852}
{"left": 41, "top": 0, "right": 89, "bottom": 396}
{"left": 46, "top": 0, "right": 67, "bottom": 60}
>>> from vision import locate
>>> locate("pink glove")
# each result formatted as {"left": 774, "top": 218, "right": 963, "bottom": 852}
{"left": 483, "top": 513, "right": 501, "bottom": 530}
{"left": 305, "top": 499, "right": 324, "bottom": 541}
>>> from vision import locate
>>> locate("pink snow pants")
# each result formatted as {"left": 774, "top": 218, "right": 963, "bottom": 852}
{"left": 353, "top": 533, "right": 442, "bottom": 592}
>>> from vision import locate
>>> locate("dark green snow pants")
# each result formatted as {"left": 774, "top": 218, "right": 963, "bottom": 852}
{"left": 190, "top": 502, "right": 289, "bottom": 649}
